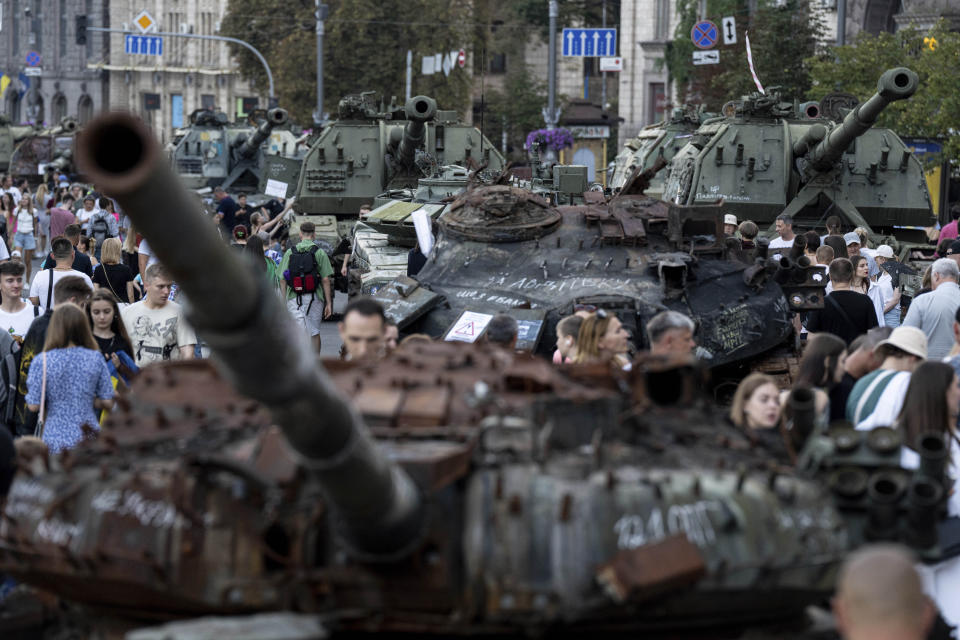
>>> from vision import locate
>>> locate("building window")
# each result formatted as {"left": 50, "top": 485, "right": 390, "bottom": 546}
{"left": 172, "top": 94, "right": 184, "bottom": 128}
{"left": 52, "top": 94, "right": 67, "bottom": 121}
{"left": 647, "top": 83, "right": 666, "bottom": 124}
{"left": 78, "top": 95, "right": 93, "bottom": 124}
{"left": 201, "top": 94, "right": 216, "bottom": 110}
{"left": 655, "top": 0, "right": 670, "bottom": 39}
{"left": 6, "top": 93, "right": 20, "bottom": 124}
{"left": 27, "top": 95, "right": 44, "bottom": 125}
{"left": 489, "top": 53, "right": 506, "bottom": 74}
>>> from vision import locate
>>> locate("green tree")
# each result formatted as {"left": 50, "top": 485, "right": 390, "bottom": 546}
{"left": 483, "top": 65, "right": 551, "bottom": 161}
{"left": 221, "top": 0, "right": 485, "bottom": 124}
{"left": 806, "top": 21, "right": 960, "bottom": 164}
{"left": 665, "top": 0, "right": 824, "bottom": 107}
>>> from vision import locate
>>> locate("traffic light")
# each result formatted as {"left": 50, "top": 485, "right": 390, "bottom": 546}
{"left": 76, "top": 15, "right": 88, "bottom": 45}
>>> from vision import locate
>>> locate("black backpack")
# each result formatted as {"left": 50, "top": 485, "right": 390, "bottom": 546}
{"left": 284, "top": 244, "right": 321, "bottom": 312}
{"left": 0, "top": 308, "right": 39, "bottom": 432}
{"left": 90, "top": 214, "right": 111, "bottom": 244}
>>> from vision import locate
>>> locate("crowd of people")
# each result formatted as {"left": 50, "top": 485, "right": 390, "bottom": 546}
{"left": 0, "top": 171, "right": 959, "bottom": 637}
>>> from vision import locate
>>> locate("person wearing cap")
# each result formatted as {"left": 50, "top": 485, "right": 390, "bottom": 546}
{"left": 846, "top": 326, "right": 927, "bottom": 429}
{"left": 806, "top": 258, "right": 878, "bottom": 345}
{"left": 278, "top": 220, "right": 334, "bottom": 352}
{"left": 903, "top": 258, "right": 960, "bottom": 360}
{"left": 723, "top": 214, "right": 738, "bottom": 237}
{"left": 843, "top": 231, "right": 879, "bottom": 278}
{"left": 767, "top": 213, "right": 795, "bottom": 261}
{"left": 874, "top": 245, "right": 902, "bottom": 328}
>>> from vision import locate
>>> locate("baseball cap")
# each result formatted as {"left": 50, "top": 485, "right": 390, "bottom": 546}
{"left": 724, "top": 214, "right": 737, "bottom": 226}
{"left": 10, "top": 249, "right": 21, "bottom": 258}
{"left": 876, "top": 245, "right": 894, "bottom": 258}
{"left": 875, "top": 326, "right": 928, "bottom": 359}
{"left": 947, "top": 240, "right": 960, "bottom": 255}
{"left": 843, "top": 232, "right": 861, "bottom": 246}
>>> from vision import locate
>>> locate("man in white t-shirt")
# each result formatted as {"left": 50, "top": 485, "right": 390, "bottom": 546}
{"left": 28, "top": 237, "right": 94, "bottom": 308}
{"left": 767, "top": 213, "right": 796, "bottom": 261}
{"left": 121, "top": 263, "right": 196, "bottom": 366}
{"left": 0, "top": 262, "right": 41, "bottom": 341}
{"left": 137, "top": 237, "right": 159, "bottom": 281}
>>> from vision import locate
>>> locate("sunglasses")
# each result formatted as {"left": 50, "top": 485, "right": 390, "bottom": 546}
{"left": 574, "top": 304, "right": 597, "bottom": 312}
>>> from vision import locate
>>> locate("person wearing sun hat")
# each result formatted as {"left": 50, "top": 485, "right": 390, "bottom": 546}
{"left": 846, "top": 325, "right": 928, "bottom": 429}
{"left": 723, "top": 214, "right": 738, "bottom": 237}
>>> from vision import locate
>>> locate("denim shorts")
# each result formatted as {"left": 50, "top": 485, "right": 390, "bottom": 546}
{"left": 13, "top": 231, "right": 35, "bottom": 251}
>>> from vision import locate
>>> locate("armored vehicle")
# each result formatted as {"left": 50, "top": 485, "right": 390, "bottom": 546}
{"left": 610, "top": 107, "right": 708, "bottom": 197}
{"left": 370, "top": 165, "right": 824, "bottom": 374}
{"left": 0, "top": 116, "right": 40, "bottom": 173}
{"left": 347, "top": 161, "right": 594, "bottom": 296}
{"left": 7, "top": 117, "right": 79, "bottom": 180}
{"left": 269, "top": 92, "right": 505, "bottom": 244}
{"left": 0, "top": 110, "right": 954, "bottom": 639}
{"left": 661, "top": 68, "right": 933, "bottom": 240}
{"left": 171, "top": 108, "right": 302, "bottom": 191}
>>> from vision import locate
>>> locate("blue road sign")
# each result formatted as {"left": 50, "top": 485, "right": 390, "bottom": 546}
{"left": 691, "top": 21, "right": 719, "bottom": 49}
{"left": 25, "top": 51, "right": 41, "bottom": 67}
{"left": 561, "top": 28, "right": 617, "bottom": 57}
{"left": 124, "top": 35, "right": 164, "bottom": 56}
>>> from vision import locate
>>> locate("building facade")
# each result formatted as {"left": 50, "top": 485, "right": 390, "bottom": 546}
{"left": 617, "top": 0, "right": 960, "bottom": 147}
{"left": 101, "top": 0, "right": 266, "bottom": 144}
{"left": 0, "top": 0, "right": 108, "bottom": 126}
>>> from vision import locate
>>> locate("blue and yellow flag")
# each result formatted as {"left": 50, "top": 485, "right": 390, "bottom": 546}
{"left": 0, "top": 74, "right": 10, "bottom": 98}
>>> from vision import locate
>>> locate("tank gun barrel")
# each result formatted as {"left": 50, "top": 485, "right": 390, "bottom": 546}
{"left": 396, "top": 95, "right": 437, "bottom": 167}
{"left": 806, "top": 68, "right": 918, "bottom": 171}
{"left": 76, "top": 113, "right": 423, "bottom": 559}
{"left": 48, "top": 117, "right": 79, "bottom": 137}
{"left": 237, "top": 108, "right": 289, "bottom": 159}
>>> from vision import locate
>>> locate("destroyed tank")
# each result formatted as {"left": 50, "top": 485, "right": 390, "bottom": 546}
{"left": 170, "top": 107, "right": 303, "bottom": 191}
{"left": 0, "top": 115, "right": 40, "bottom": 173}
{"left": 7, "top": 117, "right": 79, "bottom": 180}
{"left": 661, "top": 68, "right": 933, "bottom": 241}
{"left": 266, "top": 92, "right": 505, "bottom": 245}
{"left": 371, "top": 163, "right": 827, "bottom": 373}
{"left": 610, "top": 107, "right": 709, "bottom": 197}
{"left": 0, "top": 111, "right": 954, "bottom": 639}
{"left": 348, "top": 161, "right": 595, "bottom": 296}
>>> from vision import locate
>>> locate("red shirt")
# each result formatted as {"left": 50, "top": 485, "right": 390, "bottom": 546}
{"left": 940, "top": 219, "right": 959, "bottom": 244}
{"left": 49, "top": 207, "right": 76, "bottom": 239}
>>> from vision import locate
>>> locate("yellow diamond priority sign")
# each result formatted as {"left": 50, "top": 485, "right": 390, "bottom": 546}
{"left": 134, "top": 10, "right": 155, "bottom": 34}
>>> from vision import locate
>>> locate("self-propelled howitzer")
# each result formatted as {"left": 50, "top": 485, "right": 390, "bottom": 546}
{"left": 661, "top": 68, "right": 932, "bottom": 237}
{"left": 236, "top": 108, "right": 290, "bottom": 160}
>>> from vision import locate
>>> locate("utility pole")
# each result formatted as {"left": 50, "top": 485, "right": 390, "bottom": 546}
{"left": 314, "top": 2, "right": 329, "bottom": 127}
{"left": 836, "top": 0, "right": 846, "bottom": 46}
{"left": 699, "top": 0, "right": 707, "bottom": 20}
{"left": 543, "top": 0, "right": 560, "bottom": 130}
{"left": 405, "top": 50, "right": 412, "bottom": 101}
{"left": 601, "top": 0, "right": 607, "bottom": 110}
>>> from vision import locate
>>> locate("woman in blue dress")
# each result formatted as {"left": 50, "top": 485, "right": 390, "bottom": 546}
{"left": 26, "top": 303, "right": 114, "bottom": 453}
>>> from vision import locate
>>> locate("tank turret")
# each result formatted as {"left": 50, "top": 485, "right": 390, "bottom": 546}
{"left": 660, "top": 68, "right": 933, "bottom": 241}
{"left": 7, "top": 117, "right": 80, "bottom": 179}
{"left": 805, "top": 68, "right": 918, "bottom": 171}
{"left": 75, "top": 113, "right": 423, "bottom": 558}
{"left": 236, "top": 108, "right": 289, "bottom": 159}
